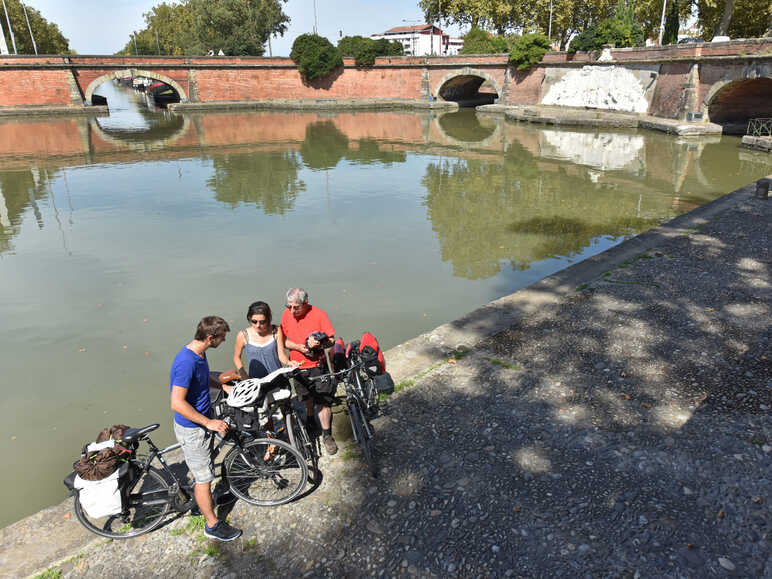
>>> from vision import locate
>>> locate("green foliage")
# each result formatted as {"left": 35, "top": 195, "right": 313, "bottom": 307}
{"left": 698, "top": 0, "right": 770, "bottom": 39}
{"left": 0, "top": 0, "right": 71, "bottom": 54}
{"left": 509, "top": 33, "right": 550, "bottom": 71}
{"left": 33, "top": 568, "right": 62, "bottom": 579}
{"left": 460, "top": 27, "right": 509, "bottom": 54}
{"left": 291, "top": 33, "right": 343, "bottom": 80}
{"left": 568, "top": 3, "right": 644, "bottom": 52}
{"left": 337, "top": 35, "right": 402, "bottom": 67}
{"left": 663, "top": 0, "right": 680, "bottom": 44}
{"left": 118, "top": 0, "right": 289, "bottom": 56}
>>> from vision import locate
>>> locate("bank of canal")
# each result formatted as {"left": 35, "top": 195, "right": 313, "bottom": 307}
{"left": 0, "top": 83, "right": 770, "bottom": 527}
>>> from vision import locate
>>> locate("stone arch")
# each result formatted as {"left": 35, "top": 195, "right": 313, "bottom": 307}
{"left": 701, "top": 74, "right": 772, "bottom": 134}
{"left": 84, "top": 69, "right": 188, "bottom": 105}
{"left": 434, "top": 67, "right": 502, "bottom": 106}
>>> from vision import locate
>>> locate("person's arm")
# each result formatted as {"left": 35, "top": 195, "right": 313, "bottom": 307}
{"left": 275, "top": 327, "right": 299, "bottom": 367}
{"left": 233, "top": 330, "right": 248, "bottom": 379}
{"left": 170, "top": 386, "right": 228, "bottom": 435}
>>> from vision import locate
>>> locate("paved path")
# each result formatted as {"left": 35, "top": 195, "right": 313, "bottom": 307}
{"left": 4, "top": 181, "right": 770, "bottom": 578}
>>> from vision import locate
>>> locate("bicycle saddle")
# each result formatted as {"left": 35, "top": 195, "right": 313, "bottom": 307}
{"left": 120, "top": 424, "right": 159, "bottom": 443}
{"left": 226, "top": 367, "right": 295, "bottom": 408}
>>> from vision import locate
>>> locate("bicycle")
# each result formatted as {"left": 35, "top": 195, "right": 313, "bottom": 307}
{"left": 307, "top": 349, "right": 381, "bottom": 476}
{"left": 64, "top": 423, "right": 197, "bottom": 539}
{"left": 66, "top": 402, "right": 309, "bottom": 538}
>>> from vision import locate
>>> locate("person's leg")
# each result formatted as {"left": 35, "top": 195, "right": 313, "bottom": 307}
{"left": 317, "top": 404, "right": 331, "bottom": 430}
{"left": 194, "top": 482, "right": 218, "bottom": 528}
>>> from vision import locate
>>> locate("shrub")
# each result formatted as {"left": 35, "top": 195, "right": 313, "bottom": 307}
{"left": 338, "top": 35, "right": 402, "bottom": 67}
{"left": 291, "top": 34, "right": 343, "bottom": 80}
{"left": 568, "top": 17, "right": 644, "bottom": 52}
{"left": 509, "top": 33, "right": 551, "bottom": 71}
{"left": 460, "top": 27, "right": 509, "bottom": 54}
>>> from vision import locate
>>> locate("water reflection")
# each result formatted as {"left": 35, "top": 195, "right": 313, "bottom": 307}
{"left": 421, "top": 158, "right": 663, "bottom": 279}
{"left": 0, "top": 168, "right": 60, "bottom": 254}
{"left": 209, "top": 151, "right": 305, "bottom": 214}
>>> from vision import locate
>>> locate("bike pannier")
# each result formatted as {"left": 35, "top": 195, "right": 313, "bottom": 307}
{"left": 348, "top": 332, "right": 386, "bottom": 376}
{"left": 74, "top": 468, "right": 122, "bottom": 518}
{"left": 372, "top": 372, "right": 395, "bottom": 395}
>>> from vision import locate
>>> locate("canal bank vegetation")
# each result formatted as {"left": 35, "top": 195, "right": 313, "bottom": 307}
{"left": 116, "top": 0, "right": 289, "bottom": 56}
{"left": 290, "top": 34, "right": 343, "bottom": 81}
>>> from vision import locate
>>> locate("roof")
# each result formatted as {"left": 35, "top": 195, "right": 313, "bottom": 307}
{"left": 382, "top": 25, "right": 437, "bottom": 35}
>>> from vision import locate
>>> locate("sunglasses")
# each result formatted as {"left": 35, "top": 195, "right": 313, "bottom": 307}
{"left": 250, "top": 318, "right": 269, "bottom": 325}
{"left": 285, "top": 304, "right": 304, "bottom": 310}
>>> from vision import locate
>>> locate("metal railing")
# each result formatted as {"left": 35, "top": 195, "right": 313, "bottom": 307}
{"left": 746, "top": 118, "right": 772, "bottom": 136}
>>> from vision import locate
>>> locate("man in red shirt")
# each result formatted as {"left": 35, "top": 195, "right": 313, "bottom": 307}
{"left": 281, "top": 288, "right": 338, "bottom": 455}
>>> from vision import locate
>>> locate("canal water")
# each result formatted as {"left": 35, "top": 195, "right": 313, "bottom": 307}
{"left": 1, "top": 82, "right": 770, "bottom": 527}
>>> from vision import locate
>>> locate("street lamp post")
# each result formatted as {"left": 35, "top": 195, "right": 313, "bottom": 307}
{"left": 548, "top": 0, "right": 553, "bottom": 43}
{"left": 1, "top": 0, "right": 17, "bottom": 54}
{"left": 657, "top": 0, "right": 668, "bottom": 45}
{"left": 313, "top": 0, "right": 318, "bottom": 35}
{"left": 21, "top": 1, "right": 37, "bottom": 55}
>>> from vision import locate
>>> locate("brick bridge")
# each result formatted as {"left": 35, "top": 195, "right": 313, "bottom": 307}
{"left": 0, "top": 38, "right": 770, "bottom": 131}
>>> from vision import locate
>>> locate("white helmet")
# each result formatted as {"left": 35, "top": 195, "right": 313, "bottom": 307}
{"left": 226, "top": 366, "right": 295, "bottom": 409}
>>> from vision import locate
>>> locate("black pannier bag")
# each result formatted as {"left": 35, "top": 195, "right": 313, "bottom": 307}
{"left": 372, "top": 372, "right": 395, "bottom": 395}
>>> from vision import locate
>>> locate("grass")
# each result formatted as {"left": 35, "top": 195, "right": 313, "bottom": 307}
{"left": 170, "top": 528, "right": 185, "bottom": 536}
{"left": 185, "top": 514, "right": 206, "bottom": 533}
{"left": 204, "top": 545, "right": 221, "bottom": 557}
{"left": 243, "top": 537, "right": 257, "bottom": 550}
{"left": 33, "top": 569, "right": 61, "bottom": 579}
{"left": 486, "top": 357, "right": 521, "bottom": 371}
{"left": 576, "top": 283, "right": 589, "bottom": 291}
{"left": 341, "top": 444, "right": 357, "bottom": 461}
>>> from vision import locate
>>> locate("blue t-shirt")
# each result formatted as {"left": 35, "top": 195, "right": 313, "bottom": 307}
{"left": 170, "top": 346, "right": 211, "bottom": 428}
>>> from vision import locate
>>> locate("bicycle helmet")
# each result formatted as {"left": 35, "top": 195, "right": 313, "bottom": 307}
{"left": 226, "top": 367, "right": 295, "bottom": 409}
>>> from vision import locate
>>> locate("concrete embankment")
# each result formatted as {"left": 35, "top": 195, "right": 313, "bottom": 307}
{"left": 2, "top": 178, "right": 770, "bottom": 578}
{"left": 478, "top": 104, "right": 723, "bottom": 136}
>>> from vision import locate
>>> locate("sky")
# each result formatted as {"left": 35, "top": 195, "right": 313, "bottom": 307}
{"left": 22, "top": 0, "right": 466, "bottom": 56}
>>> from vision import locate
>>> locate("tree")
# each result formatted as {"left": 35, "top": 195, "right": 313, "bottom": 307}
{"left": 118, "top": 0, "right": 289, "bottom": 56}
{"left": 568, "top": 2, "right": 644, "bottom": 52}
{"left": 697, "top": 0, "right": 769, "bottom": 39}
{"left": 460, "top": 27, "right": 510, "bottom": 54}
{"left": 290, "top": 34, "right": 343, "bottom": 81}
{"left": 663, "top": 0, "right": 680, "bottom": 44}
{"left": 509, "top": 33, "right": 551, "bottom": 71}
{"left": 0, "top": 0, "right": 70, "bottom": 54}
{"left": 338, "top": 35, "right": 402, "bottom": 67}
{"left": 420, "top": 0, "right": 524, "bottom": 33}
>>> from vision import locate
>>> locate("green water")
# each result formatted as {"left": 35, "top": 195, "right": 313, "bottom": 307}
{"left": 1, "top": 83, "right": 770, "bottom": 527}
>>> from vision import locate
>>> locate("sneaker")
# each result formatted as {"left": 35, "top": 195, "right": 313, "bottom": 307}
{"left": 323, "top": 434, "right": 338, "bottom": 455}
{"left": 204, "top": 520, "right": 243, "bottom": 542}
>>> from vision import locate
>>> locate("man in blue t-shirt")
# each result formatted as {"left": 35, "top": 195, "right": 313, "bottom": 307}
{"left": 170, "top": 315, "right": 242, "bottom": 542}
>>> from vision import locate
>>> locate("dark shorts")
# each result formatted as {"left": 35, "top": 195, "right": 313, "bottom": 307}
{"left": 292, "top": 366, "right": 336, "bottom": 407}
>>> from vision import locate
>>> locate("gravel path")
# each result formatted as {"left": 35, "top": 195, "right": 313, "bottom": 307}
{"left": 26, "top": 188, "right": 771, "bottom": 578}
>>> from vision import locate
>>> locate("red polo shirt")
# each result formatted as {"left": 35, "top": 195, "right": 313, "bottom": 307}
{"left": 280, "top": 305, "right": 335, "bottom": 369}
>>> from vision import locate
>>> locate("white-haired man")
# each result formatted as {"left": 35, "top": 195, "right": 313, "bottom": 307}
{"left": 280, "top": 288, "right": 338, "bottom": 455}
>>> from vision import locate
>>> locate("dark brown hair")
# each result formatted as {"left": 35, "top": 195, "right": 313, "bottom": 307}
{"left": 194, "top": 316, "right": 230, "bottom": 340}
{"left": 246, "top": 301, "right": 272, "bottom": 324}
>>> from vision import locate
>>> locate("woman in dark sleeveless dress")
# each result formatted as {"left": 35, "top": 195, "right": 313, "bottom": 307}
{"left": 232, "top": 301, "right": 293, "bottom": 379}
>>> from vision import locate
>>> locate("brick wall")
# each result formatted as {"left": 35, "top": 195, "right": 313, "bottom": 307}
{"left": 0, "top": 68, "right": 79, "bottom": 106}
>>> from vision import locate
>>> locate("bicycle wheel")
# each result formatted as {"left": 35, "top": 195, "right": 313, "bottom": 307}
{"left": 74, "top": 465, "right": 171, "bottom": 539}
{"left": 223, "top": 438, "right": 308, "bottom": 506}
{"left": 286, "top": 410, "right": 318, "bottom": 473}
{"left": 349, "top": 400, "right": 377, "bottom": 476}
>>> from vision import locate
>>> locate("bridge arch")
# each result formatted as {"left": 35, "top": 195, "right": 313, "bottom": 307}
{"left": 84, "top": 69, "right": 188, "bottom": 105}
{"left": 435, "top": 68, "right": 501, "bottom": 107}
{"left": 702, "top": 74, "right": 772, "bottom": 134}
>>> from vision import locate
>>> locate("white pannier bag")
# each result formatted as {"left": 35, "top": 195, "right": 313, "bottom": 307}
{"left": 74, "top": 468, "right": 122, "bottom": 518}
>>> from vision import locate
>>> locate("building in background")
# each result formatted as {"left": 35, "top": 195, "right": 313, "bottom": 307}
{"left": 371, "top": 25, "right": 463, "bottom": 56}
